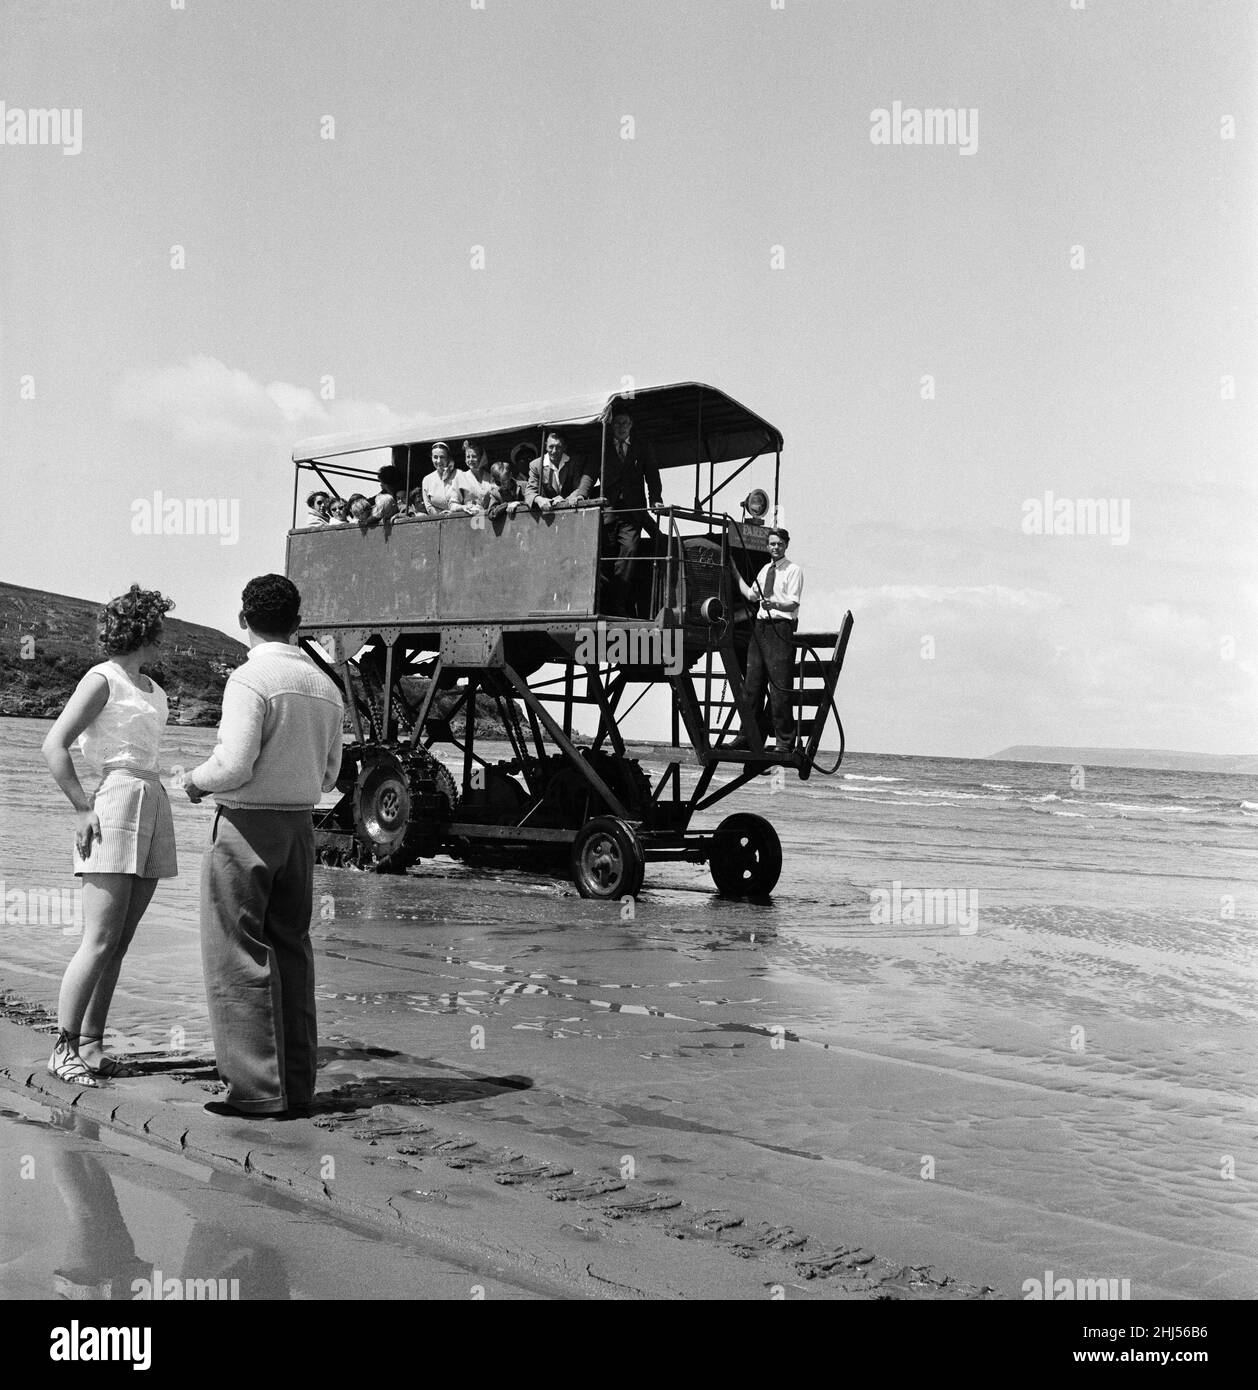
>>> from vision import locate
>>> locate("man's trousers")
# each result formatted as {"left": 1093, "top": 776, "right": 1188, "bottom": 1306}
{"left": 601, "top": 513, "right": 647, "bottom": 616}
{"left": 200, "top": 806, "right": 317, "bottom": 1113}
{"left": 742, "top": 618, "right": 798, "bottom": 745}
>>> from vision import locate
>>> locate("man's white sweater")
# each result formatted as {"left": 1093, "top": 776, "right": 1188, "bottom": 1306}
{"left": 191, "top": 643, "right": 344, "bottom": 810}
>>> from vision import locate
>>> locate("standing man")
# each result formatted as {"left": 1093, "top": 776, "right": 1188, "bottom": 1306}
{"left": 525, "top": 431, "right": 592, "bottom": 511}
{"left": 185, "top": 575, "right": 343, "bottom": 1119}
{"left": 730, "top": 527, "right": 803, "bottom": 752}
{"left": 596, "top": 409, "right": 662, "bottom": 615}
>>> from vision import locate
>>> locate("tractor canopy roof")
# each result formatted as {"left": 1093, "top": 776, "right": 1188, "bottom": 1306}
{"left": 292, "top": 381, "right": 783, "bottom": 471}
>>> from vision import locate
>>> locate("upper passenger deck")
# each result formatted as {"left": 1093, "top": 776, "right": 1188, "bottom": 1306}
{"left": 286, "top": 382, "right": 784, "bottom": 638}
{"left": 290, "top": 381, "right": 783, "bottom": 501}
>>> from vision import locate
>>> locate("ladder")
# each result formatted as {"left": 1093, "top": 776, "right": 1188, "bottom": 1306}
{"left": 791, "top": 611, "right": 854, "bottom": 779}
{"left": 677, "top": 609, "right": 853, "bottom": 775}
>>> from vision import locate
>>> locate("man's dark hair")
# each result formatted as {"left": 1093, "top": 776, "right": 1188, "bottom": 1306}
{"left": 242, "top": 574, "right": 300, "bottom": 636}
{"left": 767, "top": 526, "right": 791, "bottom": 547}
{"left": 546, "top": 431, "right": 565, "bottom": 445}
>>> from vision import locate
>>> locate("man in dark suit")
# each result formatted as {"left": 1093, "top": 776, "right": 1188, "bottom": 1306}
{"left": 596, "top": 410, "right": 663, "bottom": 616}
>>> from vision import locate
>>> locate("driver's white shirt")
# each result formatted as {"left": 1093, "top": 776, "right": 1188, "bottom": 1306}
{"left": 752, "top": 556, "right": 803, "bottom": 622}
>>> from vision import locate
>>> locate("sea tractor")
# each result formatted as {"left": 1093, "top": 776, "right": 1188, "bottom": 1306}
{"left": 285, "top": 382, "right": 853, "bottom": 899}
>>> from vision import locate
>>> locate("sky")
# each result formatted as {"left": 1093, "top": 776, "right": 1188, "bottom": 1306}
{"left": 1, "top": 0, "right": 1254, "bottom": 757}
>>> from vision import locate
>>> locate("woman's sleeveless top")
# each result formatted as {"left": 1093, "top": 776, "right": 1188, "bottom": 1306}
{"left": 75, "top": 662, "right": 168, "bottom": 775}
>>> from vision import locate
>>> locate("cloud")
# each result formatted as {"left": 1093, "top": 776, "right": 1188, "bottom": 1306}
{"left": 840, "top": 583, "right": 1062, "bottom": 613}
{"left": 112, "top": 355, "right": 424, "bottom": 452}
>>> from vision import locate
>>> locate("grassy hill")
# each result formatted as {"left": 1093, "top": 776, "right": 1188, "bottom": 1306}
{"left": 0, "top": 581, "right": 245, "bottom": 726}
{"left": 0, "top": 581, "right": 520, "bottom": 738}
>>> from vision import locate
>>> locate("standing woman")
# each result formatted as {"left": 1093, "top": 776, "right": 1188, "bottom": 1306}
{"left": 41, "top": 584, "right": 178, "bottom": 1085}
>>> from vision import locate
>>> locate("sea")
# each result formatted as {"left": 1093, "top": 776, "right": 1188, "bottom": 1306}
{"left": 0, "top": 715, "right": 1254, "bottom": 1298}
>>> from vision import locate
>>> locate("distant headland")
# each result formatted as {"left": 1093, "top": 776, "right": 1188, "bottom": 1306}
{"left": 989, "top": 745, "right": 1258, "bottom": 776}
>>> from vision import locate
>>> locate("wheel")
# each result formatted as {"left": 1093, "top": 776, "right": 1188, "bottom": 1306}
{"left": 353, "top": 750, "right": 415, "bottom": 863}
{"left": 351, "top": 746, "right": 458, "bottom": 871}
{"left": 709, "top": 813, "right": 782, "bottom": 897}
{"left": 570, "top": 817, "right": 645, "bottom": 901}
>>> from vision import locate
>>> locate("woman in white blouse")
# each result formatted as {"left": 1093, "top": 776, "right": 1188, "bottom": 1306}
{"left": 40, "top": 585, "right": 178, "bottom": 1086}
{"left": 421, "top": 441, "right": 477, "bottom": 516}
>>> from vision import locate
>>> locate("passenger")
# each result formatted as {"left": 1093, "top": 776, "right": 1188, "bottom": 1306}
{"left": 305, "top": 490, "right": 331, "bottom": 526}
{"left": 595, "top": 409, "right": 663, "bottom": 616}
{"left": 486, "top": 462, "right": 524, "bottom": 518}
{"left": 422, "top": 441, "right": 477, "bottom": 516}
{"left": 510, "top": 442, "right": 538, "bottom": 486}
{"left": 348, "top": 494, "right": 373, "bottom": 525}
{"left": 462, "top": 441, "right": 495, "bottom": 508}
{"left": 373, "top": 465, "right": 403, "bottom": 521}
{"left": 326, "top": 498, "right": 350, "bottom": 525}
{"left": 525, "top": 431, "right": 594, "bottom": 513}
{"left": 406, "top": 486, "right": 426, "bottom": 517}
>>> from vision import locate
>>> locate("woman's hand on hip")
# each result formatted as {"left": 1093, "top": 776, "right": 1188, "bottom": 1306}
{"left": 75, "top": 809, "right": 101, "bottom": 857}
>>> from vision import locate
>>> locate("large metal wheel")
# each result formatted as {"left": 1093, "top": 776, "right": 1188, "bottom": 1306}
{"left": 709, "top": 813, "right": 782, "bottom": 897}
{"left": 351, "top": 746, "right": 458, "bottom": 873}
{"left": 353, "top": 750, "right": 416, "bottom": 868}
{"left": 570, "top": 817, "right": 645, "bottom": 901}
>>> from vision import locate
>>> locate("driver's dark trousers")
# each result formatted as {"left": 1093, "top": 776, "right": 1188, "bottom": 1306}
{"left": 601, "top": 513, "right": 645, "bottom": 616}
{"left": 742, "top": 617, "right": 797, "bottom": 745}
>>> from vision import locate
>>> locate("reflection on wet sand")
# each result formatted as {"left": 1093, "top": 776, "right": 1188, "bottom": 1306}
{"left": 33, "top": 1110, "right": 291, "bottom": 1301}
{"left": 50, "top": 1122, "right": 153, "bottom": 1301}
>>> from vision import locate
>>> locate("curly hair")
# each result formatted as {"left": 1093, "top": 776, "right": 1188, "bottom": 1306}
{"left": 241, "top": 574, "right": 300, "bottom": 635}
{"left": 99, "top": 584, "right": 175, "bottom": 656}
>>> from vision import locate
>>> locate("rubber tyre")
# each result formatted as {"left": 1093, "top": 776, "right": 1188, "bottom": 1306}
{"left": 570, "top": 816, "right": 646, "bottom": 901}
{"left": 710, "top": 813, "right": 783, "bottom": 897}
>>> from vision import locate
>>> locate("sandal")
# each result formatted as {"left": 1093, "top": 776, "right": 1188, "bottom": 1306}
{"left": 47, "top": 1030, "right": 99, "bottom": 1088}
{"left": 79, "top": 1035, "right": 137, "bottom": 1078}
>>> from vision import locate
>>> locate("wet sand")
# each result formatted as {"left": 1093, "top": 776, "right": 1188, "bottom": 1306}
{"left": 0, "top": 1091, "right": 554, "bottom": 1301}
{"left": 0, "top": 718, "right": 1253, "bottom": 1298}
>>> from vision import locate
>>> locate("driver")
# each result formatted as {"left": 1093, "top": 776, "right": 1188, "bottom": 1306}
{"left": 729, "top": 526, "right": 803, "bottom": 753}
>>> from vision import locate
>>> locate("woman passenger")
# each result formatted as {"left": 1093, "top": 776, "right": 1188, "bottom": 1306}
{"left": 462, "top": 440, "right": 494, "bottom": 508}
{"left": 422, "top": 441, "right": 476, "bottom": 516}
